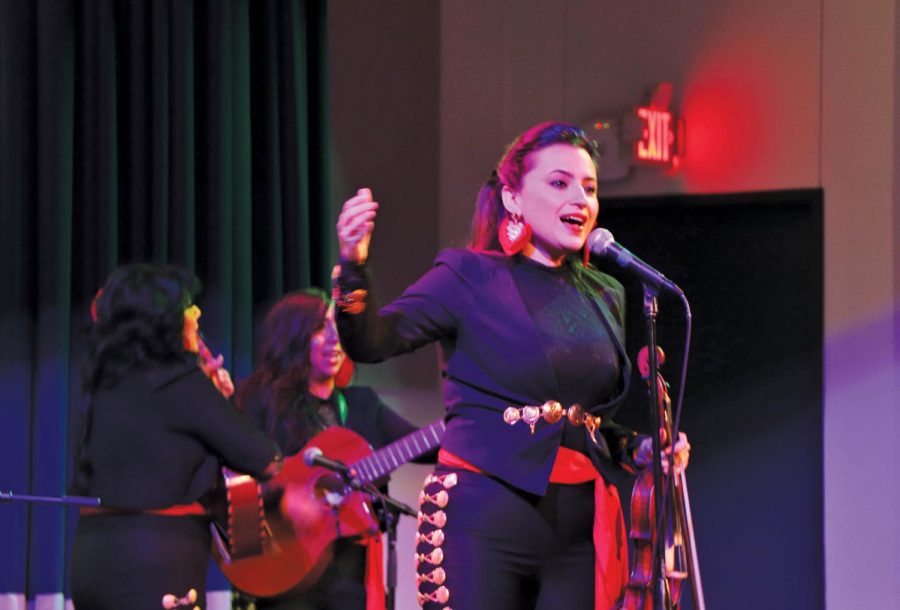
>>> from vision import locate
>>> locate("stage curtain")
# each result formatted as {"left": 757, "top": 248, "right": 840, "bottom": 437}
{"left": 0, "top": 0, "right": 329, "bottom": 607}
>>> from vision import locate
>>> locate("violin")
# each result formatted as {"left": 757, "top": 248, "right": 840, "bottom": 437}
{"left": 620, "top": 346, "right": 705, "bottom": 610}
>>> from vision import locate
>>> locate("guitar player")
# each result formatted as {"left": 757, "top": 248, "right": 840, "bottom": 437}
{"left": 235, "top": 288, "right": 437, "bottom": 610}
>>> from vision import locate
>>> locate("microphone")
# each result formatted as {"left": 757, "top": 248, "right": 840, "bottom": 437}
{"left": 303, "top": 447, "right": 354, "bottom": 477}
{"left": 587, "top": 228, "right": 683, "bottom": 295}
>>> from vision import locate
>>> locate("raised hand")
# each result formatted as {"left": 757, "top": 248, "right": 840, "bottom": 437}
{"left": 336, "top": 188, "right": 379, "bottom": 264}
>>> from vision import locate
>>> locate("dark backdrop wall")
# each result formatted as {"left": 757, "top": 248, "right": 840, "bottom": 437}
{"left": 0, "top": 0, "right": 329, "bottom": 604}
{"left": 325, "top": 4, "right": 444, "bottom": 606}
{"left": 328, "top": 0, "right": 441, "bottom": 394}
{"left": 595, "top": 189, "right": 824, "bottom": 610}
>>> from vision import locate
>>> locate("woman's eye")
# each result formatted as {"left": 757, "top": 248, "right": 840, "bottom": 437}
{"left": 550, "top": 179, "right": 567, "bottom": 189}
{"left": 585, "top": 185, "right": 597, "bottom": 195}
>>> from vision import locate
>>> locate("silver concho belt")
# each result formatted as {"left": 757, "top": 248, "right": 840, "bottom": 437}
{"left": 503, "top": 400, "right": 601, "bottom": 444}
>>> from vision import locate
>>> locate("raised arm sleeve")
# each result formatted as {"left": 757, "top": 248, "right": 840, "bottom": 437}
{"left": 335, "top": 250, "right": 472, "bottom": 363}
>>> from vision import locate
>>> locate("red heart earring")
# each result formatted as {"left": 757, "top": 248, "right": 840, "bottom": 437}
{"left": 498, "top": 213, "right": 531, "bottom": 256}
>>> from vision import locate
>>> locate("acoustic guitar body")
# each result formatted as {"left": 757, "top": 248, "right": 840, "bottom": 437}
{"left": 214, "top": 427, "right": 380, "bottom": 598}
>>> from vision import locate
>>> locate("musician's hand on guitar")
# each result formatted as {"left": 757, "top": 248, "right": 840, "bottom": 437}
{"left": 282, "top": 484, "right": 328, "bottom": 535}
{"left": 635, "top": 432, "right": 691, "bottom": 473}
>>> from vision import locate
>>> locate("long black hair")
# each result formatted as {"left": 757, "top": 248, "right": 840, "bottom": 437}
{"left": 235, "top": 288, "right": 332, "bottom": 447}
{"left": 72, "top": 263, "right": 201, "bottom": 494}
{"left": 82, "top": 263, "right": 200, "bottom": 393}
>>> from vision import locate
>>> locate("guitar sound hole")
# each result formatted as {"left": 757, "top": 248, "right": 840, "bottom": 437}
{"left": 313, "top": 473, "right": 347, "bottom": 508}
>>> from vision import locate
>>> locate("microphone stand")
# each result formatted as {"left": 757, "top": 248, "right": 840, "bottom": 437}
{"left": 371, "top": 490, "right": 413, "bottom": 610}
{"left": 340, "top": 474, "right": 415, "bottom": 610}
{"left": 642, "top": 284, "right": 671, "bottom": 610}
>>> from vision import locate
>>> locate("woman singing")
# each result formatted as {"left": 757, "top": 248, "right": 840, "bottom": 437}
{"left": 333, "top": 121, "right": 689, "bottom": 610}
{"left": 70, "top": 264, "right": 282, "bottom": 610}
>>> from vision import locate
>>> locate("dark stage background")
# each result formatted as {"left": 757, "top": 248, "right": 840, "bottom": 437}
{"left": 595, "top": 189, "right": 824, "bottom": 610}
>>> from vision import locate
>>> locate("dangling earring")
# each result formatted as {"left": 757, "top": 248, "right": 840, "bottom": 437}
{"left": 498, "top": 213, "right": 531, "bottom": 256}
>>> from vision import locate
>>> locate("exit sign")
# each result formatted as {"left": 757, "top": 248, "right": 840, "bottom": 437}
{"left": 585, "top": 83, "right": 686, "bottom": 180}
{"left": 634, "top": 106, "right": 684, "bottom": 168}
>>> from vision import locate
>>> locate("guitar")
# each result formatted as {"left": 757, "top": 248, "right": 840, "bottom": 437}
{"left": 211, "top": 418, "right": 445, "bottom": 598}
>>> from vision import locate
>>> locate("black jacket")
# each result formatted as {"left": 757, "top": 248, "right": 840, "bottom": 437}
{"left": 337, "top": 248, "right": 641, "bottom": 496}
{"left": 73, "top": 362, "right": 280, "bottom": 509}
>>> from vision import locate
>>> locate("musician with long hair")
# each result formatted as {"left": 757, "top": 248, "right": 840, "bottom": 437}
{"left": 236, "top": 287, "right": 436, "bottom": 610}
{"left": 70, "top": 263, "right": 282, "bottom": 610}
{"left": 334, "top": 121, "right": 690, "bottom": 609}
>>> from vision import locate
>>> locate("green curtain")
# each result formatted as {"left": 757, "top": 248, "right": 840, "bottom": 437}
{"left": 0, "top": 0, "right": 329, "bottom": 605}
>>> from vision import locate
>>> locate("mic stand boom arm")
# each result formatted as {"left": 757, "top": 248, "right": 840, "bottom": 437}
{"left": 0, "top": 491, "right": 101, "bottom": 507}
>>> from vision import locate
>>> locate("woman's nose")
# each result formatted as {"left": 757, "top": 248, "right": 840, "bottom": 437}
{"left": 325, "top": 322, "right": 339, "bottom": 341}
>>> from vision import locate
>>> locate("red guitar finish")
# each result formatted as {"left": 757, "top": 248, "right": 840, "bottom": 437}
{"left": 213, "top": 421, "right": 445, "bottom": 598}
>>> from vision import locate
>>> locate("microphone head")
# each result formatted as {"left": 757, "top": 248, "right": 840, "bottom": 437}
{"left": 303, "top": 447, "right": 323, "bottom": 467}
{"left": 587, "top": 228, "right": 615, "bottom": 255}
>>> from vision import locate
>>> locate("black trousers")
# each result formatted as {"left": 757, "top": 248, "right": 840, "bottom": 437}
{"left": 416, "top": 467, "right": 596, "bottom": 610}
{"left": 71, "top": 513, "right": 210, "bottom": 610}
{"left": 252, "top": 538, "right": 367, "bottom": 610}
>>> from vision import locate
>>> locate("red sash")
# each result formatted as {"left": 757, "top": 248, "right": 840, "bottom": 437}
{"left": 363, "top": 534, "right": 385, "bottom": 610}
{"left": 79, "top": 502, "right": 207, "bottom": 517}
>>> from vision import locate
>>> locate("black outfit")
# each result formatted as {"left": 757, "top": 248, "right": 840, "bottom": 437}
{"left": 336, "top": 249, "right": 643, "bottom": 610}
{"left": 239, "top": 383, "right": 434, "bottom": 610}
{"left": 70, "top": 361, "right": 280, "bottom": 610}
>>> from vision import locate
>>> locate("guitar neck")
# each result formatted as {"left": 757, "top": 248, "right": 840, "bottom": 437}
{"left": 351, "top": 419, "right": 445, "bottom": 483}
